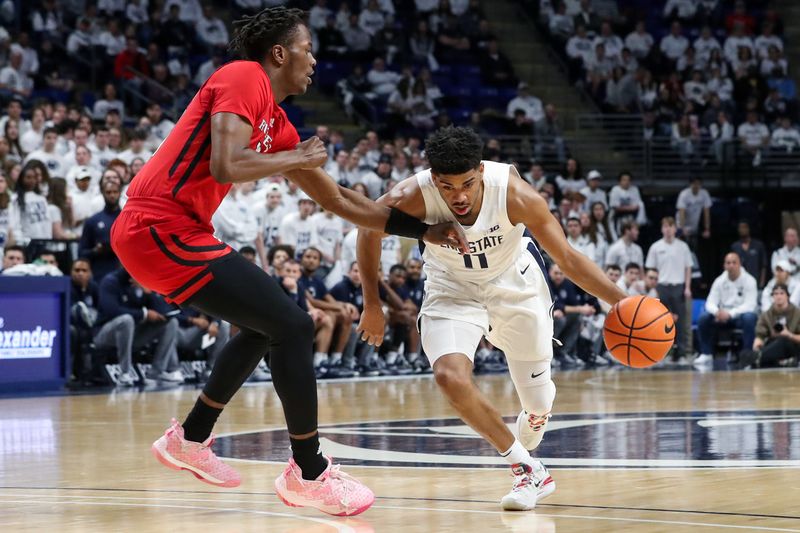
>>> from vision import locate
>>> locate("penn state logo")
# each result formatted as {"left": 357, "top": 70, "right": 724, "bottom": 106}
{"left": 215, "top": 410, "right": 800, "bottom": 469}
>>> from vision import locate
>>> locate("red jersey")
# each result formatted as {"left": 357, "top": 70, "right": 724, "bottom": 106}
{"left": 126, "top": 60, "right": 300, "bottom": 227}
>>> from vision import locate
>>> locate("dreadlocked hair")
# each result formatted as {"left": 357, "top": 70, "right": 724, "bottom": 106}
{"left": 229, "top": 7, "right": 307, "bottom": 61}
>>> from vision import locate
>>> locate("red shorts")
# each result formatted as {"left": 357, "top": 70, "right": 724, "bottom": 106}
{"left": 111, "top": 198, "right": 234, "bottom": 304}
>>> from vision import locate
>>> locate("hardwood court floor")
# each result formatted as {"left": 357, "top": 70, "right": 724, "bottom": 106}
{"left": 1, "top": 369, "right": 800, "bottom": 532}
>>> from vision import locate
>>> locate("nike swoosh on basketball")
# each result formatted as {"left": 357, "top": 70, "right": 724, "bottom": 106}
{"left": 665, "top": 323, "right": 675, "bottom": 334}
{"left": 531, "top": 370, "right": 545, "bottom": 379}
{"left": 520, "top": 264, "right": 530, "bottom": 276}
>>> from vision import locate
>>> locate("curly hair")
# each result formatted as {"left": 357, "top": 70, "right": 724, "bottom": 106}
{"left": 229, "top": 7, "right": 307, "bottom": 61}
{"left": 424, "top": 126, "right": 483, "bottom": 175}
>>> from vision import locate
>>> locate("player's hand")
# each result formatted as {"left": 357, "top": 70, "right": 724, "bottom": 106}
{"left": 192, "top": 316, "right": 210, "bottom": 330}
{"left": 207, "top": 322, "right": 219, "bottom": 337}
{"left": 423, "top": 222, "right": 469, "bottom": 254}
{"left": 146, "top": 309, "right": 166, "bottom": 322}
{"left": 553, "top": 309, "right": 565, "bottom": 319}
{"left": 684, "top": 287, "right": 692, "bottom": 299}
{"left": 294, "top": 136, "right": 328, "bottom": 169}
{"left": 357, "top": 305, "right": 386, "bottom": 346}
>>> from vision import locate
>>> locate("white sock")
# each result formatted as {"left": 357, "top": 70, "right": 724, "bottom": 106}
{"left": 330, "top": 352, "right": 342, "bottom": 365}
{"left": 500, "top": 439, "right": 536, "bottom": 468}
{"left": 313, "top": 352, "right": 328, "bottom": 367}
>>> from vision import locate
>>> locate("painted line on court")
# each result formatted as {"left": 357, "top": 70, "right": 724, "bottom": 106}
{"left": 1, "top": 487, "right": 798, "bottom": 522}
{"left": 0, "top": 498, "right": 357, "bottom": 532}
{"left": 2, "top": 493, "right": 795, "bottom": 532}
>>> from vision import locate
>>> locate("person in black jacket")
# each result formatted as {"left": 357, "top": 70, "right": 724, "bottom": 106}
{"left": 92, "top": 268, "right": 181, "bottom": 386}
{"left": 549, "top": 262, "right": 597, "bottom": 366}
{"left": 70, "top": 258, "right": 99, "bottom": 383}
{"left": 79, "top": 179, "right": 121, "bottom": 282}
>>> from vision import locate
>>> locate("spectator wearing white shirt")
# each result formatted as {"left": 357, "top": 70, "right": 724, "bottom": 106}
{"left": 761, "top": 261, "right": 800, "bottom": 312}
{"left": 695, "top": 253, "right": 758, "bottom": 365}
{"left": 645, "top": 217, "right": 693, "bottom": 359}
{"left": 196, "top": 5, "right": 229, "bottom": 50}
{"left": 310, "top": 209, "right": 344, "bottom": 268}
{"left": 723, "top": 22, "right": 754, "bottom": 65}
{"left": 771, "top": 227, "right": 800, "bottom": 282}
{"left": 0, "top": 99, "right": 31, "bottom": 138}
{"left": 358, "top": 0, "right": 386, "bottom": 37}
{"left": 555, "top": 157, "right": 586, "bottom": 195}
{"left": 14, "top": 163, "right": 52, "bottom": 243}
{"left": 663, "top": 0, "right": 697, "bottom": 21}
{"left": 88, "top": 127, "right": 117, "bottom": 171}
{"left": 93, "top": 84, "right": 125, "bottom": 121}
{"left": 144, "top": 103, "right": 175, "bottom": 151}
{"left": 683, "top": 69, "right": 707, "bottom": 106}
{"left": 0, "top": 49, "right": 32, "bottom": 99}
{"left": 98, "top": 0, "right": 126, "bottom": 16}
{"left": 62, "top": 127, "right": 94, "bottom": 171}
{"left": 69, "top": 170, "right": 104, "bottom": 236}
{"left": 754, "top": 22, "right": 782, "bottom": 60}
{"left": 592, "top": 22, "right": 623, "bottom": 61}
{"left": 97, "top": 19, "right": 126, "bottom": 58}
{"left": 212, "top": 183, "right": 259, "bottom": 254}
{"left": 709, "top": 110, "right": 735, "bottom": 165}
{"left": 20, "top": 107, "right": 45, "bottom": 154}
{"left": 706, "top": 66, "right": 733, "bottom": 101}
{"left": 126, "top": 0, "right": 149, "bottom": 24}
{"left": 278, "top": 194, "right": 317, "bottom": 255}
{"left": 194, "top": 54, "right": 223, "bottom": 87}
{"left": 625, "top": 21, "right": 653, "bottom": 60}
{"left": 567, "top": 24, "right": 593, "bottom": 65}
{"left": 584, "top": 43, "right": 617, "bottom": 94}
{"left": 693, "top": 26, "right": 721, "bottom": 63}
{"left": 254, "top": 185, "right": 287, "bottom": 267}
{"left": 760, "top": 45, "right": 788, "bottom": 78}
{"left": 609, "top": 171, "right": 647, "bottom": 231}
{"left": 447, "top": 0, "right": 469, "bottom": 16}
{"left": 309, "top": 0, "right": 333, "bottom": 30}
{"left": 659, "top": 22, "right": 689, "bottom": 62}
{"left": 342, "top": 13, "right": 372, "bottom": 55}
{"left": 162, "top": 0, "right": 202, "bottom": 23}
{"left": 579, "top": 170, "right": 607, "bottom": 209}
{"left": 770, "top": 117, "right": 800, "bottom": 154}
{"left": 548, "top": 3, "right": 574, "bottom": 40}
{"left": 506, "top": 82, "right": 544, "bottom": 124}
{"left": 66, "top": 18, "right": 95, "bottom": 57}
{"left": 13, "top": 34, "right": 39, "bottom": 78}
{"left": 24, "top": 127, "right": 66, "bottom": 179}
{"left": 566, "top": 217, "right": 596, "bottom": 262}
{"left": 325, "top": 150, "right": 352, "bottom": 185}
{"left": 117, "top": 130, "right": 152, "bottom": 167}
{"left": 676, "top": 177, "right": 712, "bottom": 242}
{"left": 65, "top": 147, "right": 101, "bottom": 192}
{"left": 367, "top": 57, "right": 402, "bottom": 96}
{"left": 606, "top": 220, "right": 644, "bottom": 270}
{"left": 737, "top": 111, "right": 769, "bottom": 166}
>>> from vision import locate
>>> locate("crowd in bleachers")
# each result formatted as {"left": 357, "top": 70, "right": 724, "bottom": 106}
{"left": 536, "top": 0, "right": 800, "bottom": 167}
{"left": 0, "top": 0, "right": 799, "bottom": 388}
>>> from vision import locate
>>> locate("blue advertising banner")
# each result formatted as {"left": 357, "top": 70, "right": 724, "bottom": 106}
{"left": 0, "top": 277, "right": 70, "bottom": 391}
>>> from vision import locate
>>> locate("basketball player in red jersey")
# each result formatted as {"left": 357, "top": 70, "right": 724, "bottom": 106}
{"left": 111, "top": 7, "right": 466, "bottom": 517}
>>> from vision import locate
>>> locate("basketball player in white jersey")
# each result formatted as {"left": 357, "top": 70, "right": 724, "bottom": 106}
{"left": 356, "top": 127, "right": 626, "bottom": 510}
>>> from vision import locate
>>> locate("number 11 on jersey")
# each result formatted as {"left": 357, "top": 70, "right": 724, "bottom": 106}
{"left": 463, "top": 253, "right": 489, "bottom": 269}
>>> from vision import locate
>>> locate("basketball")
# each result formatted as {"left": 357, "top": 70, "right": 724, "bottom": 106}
{"left": 603, "top": 296, "right": 675, "bottom": 368}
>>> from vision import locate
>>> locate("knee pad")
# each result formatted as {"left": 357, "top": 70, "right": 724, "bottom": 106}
{"left": 507, "top": 359, "right": 556, "bottom": 416}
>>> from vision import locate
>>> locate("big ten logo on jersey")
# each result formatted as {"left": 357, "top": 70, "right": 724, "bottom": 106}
{"left": 255, "top": 118, "right": 275, "bottom": 153}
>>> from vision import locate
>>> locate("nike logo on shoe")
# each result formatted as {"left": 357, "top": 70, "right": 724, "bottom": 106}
{"left": 520, "top": 264, "right": 530, "bottom": 275}
{"left": 531, "top": 370, "right": 545, "bottom": 379}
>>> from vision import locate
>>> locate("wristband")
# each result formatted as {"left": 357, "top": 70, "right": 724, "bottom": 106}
{"left": 385, "top": 207, "right": 428, "bottom": 240}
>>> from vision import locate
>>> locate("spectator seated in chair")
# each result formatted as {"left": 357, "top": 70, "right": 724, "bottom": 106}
{"left": 695, "top": 253, "right": 758, "bottom": 366}
{"left": 739, "top": 283, "right": 800, "bottom": 369}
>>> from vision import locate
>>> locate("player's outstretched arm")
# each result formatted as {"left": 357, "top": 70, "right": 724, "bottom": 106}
{"left": 507, "top": 168, "right": 627, "bottom": 307}
{"left": 356, "top": 178, "right": 428, "bottom": 346}
{"left": 284, "top": 166, "right": 468, "bottom": 253}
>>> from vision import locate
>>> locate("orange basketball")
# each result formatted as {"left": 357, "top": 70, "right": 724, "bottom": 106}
{"left": 603, "top": 295, "right": 675, "bottom": 368}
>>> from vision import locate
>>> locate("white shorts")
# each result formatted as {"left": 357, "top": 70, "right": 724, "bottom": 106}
{"left": 419, "top": 245, "right": 554, "bottom": 367}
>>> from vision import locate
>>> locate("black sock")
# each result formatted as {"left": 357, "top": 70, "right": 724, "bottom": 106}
{"left": 290, "top": 434, "right": 328, "bottom": 480}
{"left": 182, "top": 398, "right": 223, "bottom": 443}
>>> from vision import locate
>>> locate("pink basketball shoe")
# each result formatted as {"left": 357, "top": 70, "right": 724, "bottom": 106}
{"left": 275, "top": 456, "right": 375, "bottom": 516}
{"left": 151, "top": 418, "right": 241, "bottom": 488}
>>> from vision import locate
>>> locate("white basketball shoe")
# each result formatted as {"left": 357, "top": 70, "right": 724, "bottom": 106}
{"left": 516, "top": 410, "right": 551, "bottom": 450}
{"left": 500, "top": 460, "right": 556, "bottom": 511}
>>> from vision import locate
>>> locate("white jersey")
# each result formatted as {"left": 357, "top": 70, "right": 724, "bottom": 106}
{"left": 417, "top": 161, "right": 528, "bottom": 283}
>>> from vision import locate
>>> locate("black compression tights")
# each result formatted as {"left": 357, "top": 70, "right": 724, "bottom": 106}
{"left": 187, "top": 253, "right": 318, "bottom": 436}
